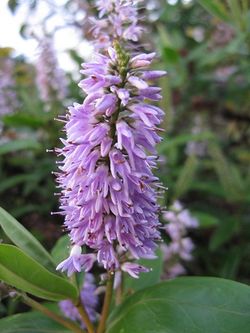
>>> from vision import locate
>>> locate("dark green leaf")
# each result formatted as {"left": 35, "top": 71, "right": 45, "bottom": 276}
{"left": 0, "top": 207, "right": 55, "bottom": 271}
{"left": 0, "top": 311, "right": 70, "bottom": 333}
{"left": 0, "top": 244, "right": 78, "bottom": 302}
{"left": 107, "top": 277, "right": 250, "bottom": 333}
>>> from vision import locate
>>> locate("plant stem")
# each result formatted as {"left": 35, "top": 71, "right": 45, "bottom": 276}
{"left": 115, "top": 271, "right": 124, "bottom": 305}
{"left": 22, "top": 294, "right": 84, "bottom": 333}
{"left": 97, "top": 272, "right": 114, "bottom": 333}
{"left": 76, "top": 299, "right": 96, "bottom": 333}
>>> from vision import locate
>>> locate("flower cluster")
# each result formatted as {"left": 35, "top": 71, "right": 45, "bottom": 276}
{"left": 90, "top": 0, "right": 143, "bottom": 49}
{"left": 162, "top": 201, "right": 198, "bottom": 279}
{"left": 59, "top": 273, "right": 98, "bottom": 327}
{"left": 36, "top": 37, "right": 67, "bottom": 105}
{"left": 0, "top": 57, "right": 19, "bottom": 118}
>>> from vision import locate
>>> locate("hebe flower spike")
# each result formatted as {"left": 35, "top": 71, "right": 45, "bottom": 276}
{"left": 55, "top": 0, "right": 166, "bottom": 279}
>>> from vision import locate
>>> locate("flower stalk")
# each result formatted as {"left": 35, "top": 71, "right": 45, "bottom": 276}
{"left": 76, "top": 298, "right": 96, "bottom": 333}
{"left": 97, "top": 272, "right": 115, "bottom": 333}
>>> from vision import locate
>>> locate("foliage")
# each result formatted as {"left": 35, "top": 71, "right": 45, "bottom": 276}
{"left": 0, "top": 0, "right": 250, "bottom": 332}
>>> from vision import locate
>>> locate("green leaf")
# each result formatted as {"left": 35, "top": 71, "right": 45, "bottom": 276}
{"left": 51, "top": 235, "right": 70, "bottom": 265}
{"left": 219, "top": 246, "right": 242, "bottom": 279}
{"left": 162, "top": 46, "right": 180, "bottom": 65}
{"left": 0, "top": 244, "right": 78, "bottom": 302}
{"left": 174, "top": 155, "right": 199, "bottom": 198}
{"left": 3, "top": 113, "right": 45, "bottom": 129}
{"left": 192, "top": 211, "right": 219, "bottom": 228}
{"left": 0, "top": 311, "right": 70, "bottom": 333}
{"left": 0, "top": 207, "right": 55, "bottom": 271}
{"left": 0, "top": 174, "right": 38, "bottom": 194}
{"left": 107, "top": 277, "right": 250, "bottom": 333}
{"left": 10, "top": 205, "right": 41, "bottom": 219}
{"left": 209, "top": 144, "right": 245, "bottom": 202}
{"left": 159, "top": 131, "right": 214, "bottom": 153}
{"left": 0, "top": 139, "right": 41, "bottom": 155}
{"left": 198, "top": 0, "right": 231, "bottom": 22}
{"left": 209, "top": 218, "right": 238, "bottom": 251}
{"left": 124, "top": 249, "right": 163, "bottom": 292}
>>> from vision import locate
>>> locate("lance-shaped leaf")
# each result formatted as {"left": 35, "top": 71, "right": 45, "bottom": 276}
{"left": 0, "top": 207, "right": 55, "bottom": 271}
{"left": 0, "top": 244, "right": 78, "bottom": 302}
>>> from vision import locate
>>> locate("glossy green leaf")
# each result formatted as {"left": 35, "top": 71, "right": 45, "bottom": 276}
{"left": 0, "top": 311, "right": 70, "bottom": 333}
{"left": 124, "top": 249, "right": 163, "bottom": 292}
{"left": 51, "top": 235, "right": 71, "bottom": 265}
{"left": 0, "top": 139, "right": 41, "bottom": 155}
{"left": 107, "top": 277, "right": 250, "bottom": 333}
{"left": 198, "top": 0, "right": 231, "bottom": 22}
{"left": 0, "top": 244, "right": 78, "bottom": 302}
{"left": 0, "top": 207, "right": 55, "bottom": 271}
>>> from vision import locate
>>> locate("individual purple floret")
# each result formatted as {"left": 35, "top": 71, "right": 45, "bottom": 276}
{"left": 55, "top": 0, "right": 166, "bottom": 279}
{"left": 56, "top": 245, "right": 96, "bottom": 276}
{"left": 162, "top": 201, "right": 198, "bottom": 279}
{"left": 0, "top": 57, "right": 19, "bottom": 118}
{"left": 59, "top": 273, "right": 98, "bottom": 326}
{"left": 121, "top": 262, "right": 150, "bottom": 278}
{"left": 36, "top": 37, "right": 67, "bottom": 105}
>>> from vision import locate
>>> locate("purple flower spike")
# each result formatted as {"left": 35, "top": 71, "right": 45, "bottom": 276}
{"left": 36, "top": 37, "right": 67, "bottom": 105}
{"left": 161, "top": 201, "right": 198, "bottom": 279}
{"left": 121, "top": 262, "right": 150, "bottom": 279}
{"left": 55, "top": 0, "right": 166, "bottom": 278}
{"left": 0, "top": 57, "right": 19, "bottom": 118}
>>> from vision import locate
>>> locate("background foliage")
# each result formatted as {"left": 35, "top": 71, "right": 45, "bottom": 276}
{"left": 0, "top": 0, "right": 249, "bottom": 325}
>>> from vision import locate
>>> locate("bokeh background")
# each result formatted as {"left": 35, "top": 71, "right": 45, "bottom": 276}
{"left": 0, "top": 0, "right": 250, "bottom": 317}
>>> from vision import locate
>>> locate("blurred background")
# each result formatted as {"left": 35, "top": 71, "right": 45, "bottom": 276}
{"left": 0, "top": 0, "right": 250, "bottom": 317}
